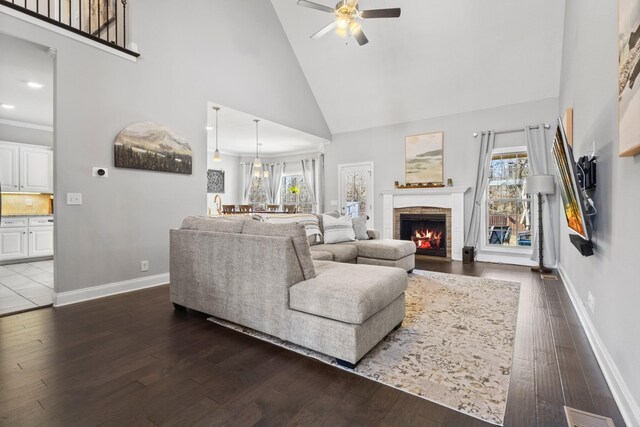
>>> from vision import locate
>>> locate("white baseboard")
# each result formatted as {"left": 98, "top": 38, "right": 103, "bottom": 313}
{"left": 557, "top": 264, "right": 640, "bottom": 427}
{"left": 53, "top": 273, "right": 169, "bottom": 307}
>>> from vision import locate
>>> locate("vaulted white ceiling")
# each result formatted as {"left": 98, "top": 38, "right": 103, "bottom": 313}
{"left": 271, "top": 0, "right": 565, "bottom": 134}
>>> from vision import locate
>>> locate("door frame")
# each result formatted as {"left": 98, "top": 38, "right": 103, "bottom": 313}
{"left": 337, "top": 161, "right": 374, "bottom": 228}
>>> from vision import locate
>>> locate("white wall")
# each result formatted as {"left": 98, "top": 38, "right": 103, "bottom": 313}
{"left": 558, "top": 0, "right": 640, "bottom": 423}
{"left": 0, "top": 0, "right": 329, "bottom": 293}
{"left": 324, "top": 98, "right": 559, "bottom": 237}
{"left": 206, "top": 152, "right": 240, "bottom": 214}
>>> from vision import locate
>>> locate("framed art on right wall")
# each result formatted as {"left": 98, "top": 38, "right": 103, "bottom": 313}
{"left": 618, "top": 0, "right": 640, "bottom": 157}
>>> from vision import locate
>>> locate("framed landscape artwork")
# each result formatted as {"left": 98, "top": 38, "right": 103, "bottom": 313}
{"left": 619, "top": 0, "right": 640, "bottom": 157}
{"left": 207, "top": 169, "right": 225, "bottom": 193}
{"left": 405, "top": 132, "right": 444, "bottom": 184}
{"left": 114, "top": 122, "right": 193, "bottom": 174}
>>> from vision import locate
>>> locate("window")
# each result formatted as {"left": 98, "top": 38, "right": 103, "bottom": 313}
{"left": 248, "top": 177, "right": 267, "bottom": 205}
{"left": 486, "top": 150, "right": 532, "bottom": 248}
{"left": 280, "top": 174, "right": 313, "bottom": 213}
{"left": 247, "top": 173, "right": 313, "bottom": 212}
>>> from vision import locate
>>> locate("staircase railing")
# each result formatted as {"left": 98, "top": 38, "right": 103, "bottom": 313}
{"left": 0, "top": 0, "right": 139, "bottom": 57}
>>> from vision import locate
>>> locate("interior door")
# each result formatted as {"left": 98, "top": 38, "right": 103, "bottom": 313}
{"left": 338, "top": 162, "right": 374, "bottom": 229}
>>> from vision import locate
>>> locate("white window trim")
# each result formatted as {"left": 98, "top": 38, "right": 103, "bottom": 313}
{"left": 337, "top": 161, "right": 374, "bottom": 228}
{"left": 479, "top": 146, "right": 534, "bottom": 258}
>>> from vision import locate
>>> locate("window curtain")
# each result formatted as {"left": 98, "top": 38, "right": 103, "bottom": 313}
{"left": 465, "top": 131, "right": 496, "bottom": 249}
{"left": 525, "top": 125, "right": 556, "bottom": 266}
{"left": 240, "top": 162, "right": 254, "bottom": 204}
{"left": 301, "top": 155, "right": 324, "bottom": 213}
{"left": 261, "top": 163, "right": 284, "bottom": 205}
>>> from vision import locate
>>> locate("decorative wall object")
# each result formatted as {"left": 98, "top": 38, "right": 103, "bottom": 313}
{"left": 207, "top": 169, "right": 225, "bottom": 193}
{"left": 405, "top": 132, "right": 444, "bottom": 184}
{"left": 563, "top": 107, "right": 573, "bottom": 148}
{"left": 618, "top": 0, "right": 640, "bottom": 157}
{"left": 114, "top": 122, "right": 192, "bottom": 174}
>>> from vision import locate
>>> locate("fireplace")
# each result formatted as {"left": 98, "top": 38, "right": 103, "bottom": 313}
{"left": 399, "top": 213, "right": 447, "bottom": 257}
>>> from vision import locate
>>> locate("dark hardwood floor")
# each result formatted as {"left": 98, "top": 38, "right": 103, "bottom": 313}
{"left": 0, "top": 260, "right": 625, "bottom": 427}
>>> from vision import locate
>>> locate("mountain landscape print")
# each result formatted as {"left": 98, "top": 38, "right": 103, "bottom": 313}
{"left": 114, "top": 122, "right": 192, "bottom": 174}
{"left": 405, "top": 132, "right": 444, "bottom": 184}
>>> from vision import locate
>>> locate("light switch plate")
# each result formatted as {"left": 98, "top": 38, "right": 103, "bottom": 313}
{"left": 67, "top": 193, "right": 82, "bottom": 205}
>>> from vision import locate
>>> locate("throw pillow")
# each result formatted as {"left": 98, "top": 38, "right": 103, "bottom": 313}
{"left": 352, "top": 216, "right": 369, "bottom": 240}
{"left": 322, "top": 214, "right": 356, "bottom": 244}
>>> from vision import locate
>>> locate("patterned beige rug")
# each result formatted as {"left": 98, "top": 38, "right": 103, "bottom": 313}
{"left": 208, "top": 270, "right": 520, "bottom": 425}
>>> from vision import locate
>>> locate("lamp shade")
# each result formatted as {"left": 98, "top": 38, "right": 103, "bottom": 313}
{"left": 525, "top": 175, "right": 555, "bottom": 194}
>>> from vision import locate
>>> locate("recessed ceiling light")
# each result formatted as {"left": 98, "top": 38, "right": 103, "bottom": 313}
{"left": 27, "top": 81, "right": 44, "bottom": 89}
{"left": 1, "top": 104, "right": 16, "bottom": 110}
{"left": 206, "top": 126, "right": 213, "bottom": 131}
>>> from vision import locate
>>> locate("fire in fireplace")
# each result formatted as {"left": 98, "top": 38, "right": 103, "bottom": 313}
{"left": 400, "top": 213, "right": 447, "bottom": 257}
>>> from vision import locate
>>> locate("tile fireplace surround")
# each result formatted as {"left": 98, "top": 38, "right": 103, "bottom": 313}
{"left": 381, "top": 188, "right": 469, "bottom": 261}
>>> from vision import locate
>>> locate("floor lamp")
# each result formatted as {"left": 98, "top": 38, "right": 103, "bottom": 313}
{"left": 525, "top": 175, "right": 555, "bottom": 273}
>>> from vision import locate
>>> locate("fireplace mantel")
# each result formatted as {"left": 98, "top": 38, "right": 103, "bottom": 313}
{"left": 381, "top": 187, "right": 469, "bottom": 261}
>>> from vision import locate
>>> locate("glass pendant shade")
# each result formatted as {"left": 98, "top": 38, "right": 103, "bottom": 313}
{"left": 213, "top": 149, "right": 221, "bottom": 161}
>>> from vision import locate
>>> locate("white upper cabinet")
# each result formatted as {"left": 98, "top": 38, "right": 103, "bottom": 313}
{"left": 0, "top": 142, "right": 20, "bottom": 191}
{"left": 0, "top": 142, "right": 53, "bottom": 193}
{"left": 20, "top": 146, "right": 53, "bottom": 193}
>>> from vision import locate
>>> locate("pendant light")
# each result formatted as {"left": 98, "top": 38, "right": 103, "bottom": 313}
{"left": 212, "top": 107, "right": 221, "bottom": 161}
{"left": 253, "top": 119, "right": 261, "bottom": 167}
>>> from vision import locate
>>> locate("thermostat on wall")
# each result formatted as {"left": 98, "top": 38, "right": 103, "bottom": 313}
{"left": 92, "top": 167, "right": 109, "bottom": 177}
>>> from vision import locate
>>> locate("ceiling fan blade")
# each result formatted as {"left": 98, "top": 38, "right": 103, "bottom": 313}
{"left": 360, "top": 8, "right": 401, "bottom": 19}
{"left": 310, "top": 20, "right": 338, "bottom": 39}
{"left": 297, "top": 0, "right": 335, "bottom": 14}
{"left": 350, "top": 22, "right": 369, "bottom": 46}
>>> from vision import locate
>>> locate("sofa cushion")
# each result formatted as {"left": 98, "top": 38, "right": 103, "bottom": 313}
{"left": 354, "top": 239, "right": 416, "bottom": 261}
{"left": 310, "top": 243, "right": 358, "bottom": 262}
{"left": 322, "top": 214, "right": 355, "bottom": 244}
{"left": 289, "top": 262, "right": 407, "bottom": 324}
{"left": 181, "top": 216, "right": 245, "bottom": 233}
{"left": 261, "top": 213, "right": 322, "bottom": 244}
{"left": 242, "top": 221, "right": 316, "bottom": 280}
{"left": 310, "top": 250, "right": 333, "bottom": 261}
{"left": 352, "top": 216, "right": 369, "bottom": 240}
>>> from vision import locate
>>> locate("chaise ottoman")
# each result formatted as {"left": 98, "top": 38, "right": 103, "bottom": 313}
{"left": 354, "top": 239, "right": 417, "bottom": 272}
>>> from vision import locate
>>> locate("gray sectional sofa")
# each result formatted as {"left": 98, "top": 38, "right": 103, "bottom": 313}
{"left": 256, "top": 212, "right": 417, "bottom": 271}
{"left": 170, "top": 216, "right": 408, "bottom": 367}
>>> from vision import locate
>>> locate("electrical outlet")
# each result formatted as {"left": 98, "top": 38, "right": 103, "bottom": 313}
{"left": 141, "top": 260, "right": 149, "bottom": 272}
{"left": 25, "top": 199, "right": 33, "bottom": 206}
{"left": 586, "top": 291, "right": 595, "bottom": 315}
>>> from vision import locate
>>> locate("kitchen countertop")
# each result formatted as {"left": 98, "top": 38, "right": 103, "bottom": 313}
{"left": 2, "top": 214, "right": 53, "bottom": 217}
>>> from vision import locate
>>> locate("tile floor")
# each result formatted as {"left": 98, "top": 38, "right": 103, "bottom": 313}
{"left": 0, "top": 260, "right": 54, "bottom": 316}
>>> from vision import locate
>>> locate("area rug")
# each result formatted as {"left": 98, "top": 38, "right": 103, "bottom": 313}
{"left": 207, "top": 270, "right": 520, "bottom": 425}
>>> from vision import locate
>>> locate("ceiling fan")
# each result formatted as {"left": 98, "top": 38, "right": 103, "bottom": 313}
{"left": 297, "top": 0, "right": 401, "bottom": 46}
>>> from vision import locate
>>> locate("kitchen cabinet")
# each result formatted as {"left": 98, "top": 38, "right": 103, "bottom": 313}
{"left": 29, "top": 226, "right": 54, "bottom": 258}
{"left": 0, "top": 217, "right": 53, "bottom": 260}
{"left": 0, "top": 142, "right": 53, "bottom": 193}
{"left": 0, "top": 142, "right": 20, "bottom": 191}
{"left": 0, "top": 227, "right": 29, "bottom": 261}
